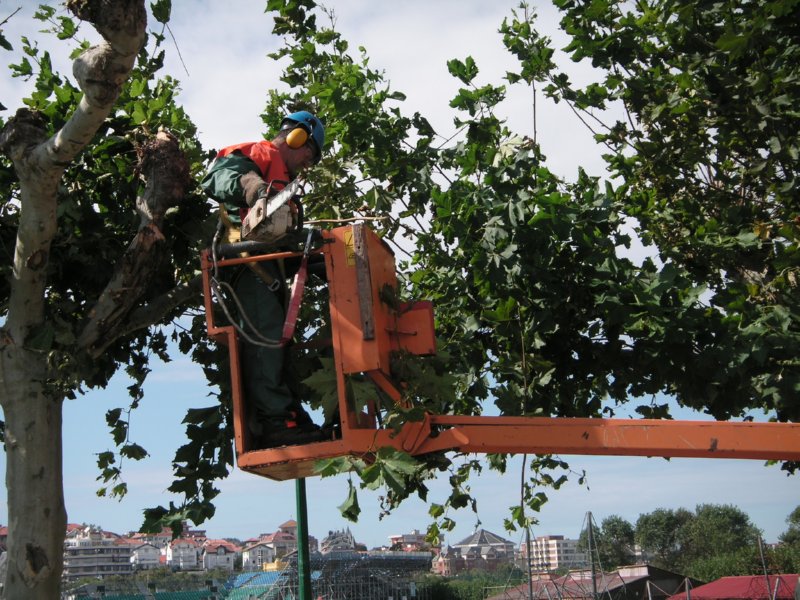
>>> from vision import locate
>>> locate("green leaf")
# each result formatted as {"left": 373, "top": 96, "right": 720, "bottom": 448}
{"left": 338, "top": 479, "right": 361, "bottom": 522}
{"left": 128, "top": 77, "right": 146, "bottom": 98}
{"left": 447, "top": 56, "right": 479, "bottom": 84}
{"left": 150, "top": 0, "right": 172, "bottom": 24}
{"left": 303, "top": 358, "right": 339, "bottom": 423}
{"left": 131, "top": 101, "right": 147, "bottom": 124}
{"left": 56, "top": 16, "right": 76, "bottom": 40}
{"left": 120, "top": 443, "right": 149, "bottom": 461}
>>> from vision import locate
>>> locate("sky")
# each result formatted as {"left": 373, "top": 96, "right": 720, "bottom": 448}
{"left": 1, "top": 0, "right": 798, "bottom": 552}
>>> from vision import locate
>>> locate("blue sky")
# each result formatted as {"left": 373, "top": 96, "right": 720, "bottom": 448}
{"left": 2, "top": 0, "right": 799, "bottom": 550}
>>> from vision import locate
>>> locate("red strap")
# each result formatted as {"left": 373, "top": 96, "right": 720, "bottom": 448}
{"left": 281, "top": 255, "right": 308, "bottom": 344}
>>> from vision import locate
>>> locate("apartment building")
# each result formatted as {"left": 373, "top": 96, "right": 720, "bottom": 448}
{"left": 432, "top": 546, "right": 466, "bottom": 576}
{"left": 242, "top": 542, "right": 276, "bottom": 570}
{"left": 63, "top": 526, "right": 133, "bottom": 581}
{"left": 521, "top": 535, "right": 589, "bottom": 572}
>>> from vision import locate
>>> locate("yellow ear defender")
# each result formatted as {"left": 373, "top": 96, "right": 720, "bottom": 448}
{"left": 286, "top": 127, "right": 309, "bottom": 149}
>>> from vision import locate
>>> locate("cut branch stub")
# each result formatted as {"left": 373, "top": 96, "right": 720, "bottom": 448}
{"left": 72, "top": 45, "right": 134, "bottom": 106}
{"left": 135, "top": 130, "right": 191, "bottom": 225}
{"left": 78, "top": 130, "right": 191, "bottom": 356}
{"left": 0, "top": 109, "right": 49, "bottom": 165}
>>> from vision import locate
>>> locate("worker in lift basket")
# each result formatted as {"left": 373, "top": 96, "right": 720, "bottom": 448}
{"left": 200, "top": 110, "right": 327, "bottom": 449}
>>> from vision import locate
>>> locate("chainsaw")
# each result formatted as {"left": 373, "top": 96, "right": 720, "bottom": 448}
{"left": 240, "top": 178, "right": 303, "bottom": 245}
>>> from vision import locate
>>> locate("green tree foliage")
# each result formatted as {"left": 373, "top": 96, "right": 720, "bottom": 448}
{"left": 682, "top": 504, "right": 761, "bottom": 566}
{"left": 635, "top": 508, "right": 694, "bottom": 569}
{"left": 579, "top": 515, "right": 636, "bottom": 570}
{"left": 780, "top": 505, "right": 800, "bottom": 546}
{"left": 636, "top": 504, "right": 762, "bottom": 576}
{"left": 542, "top": 0, "right": 800, "bottom": 425}
{"left": 261, "top": 0, "right": 798, "bottom": 534}
{"left": 154, "top": 0, "right": 800, "bottom": 535}
{"left": 689, "top": 542, "right": 800, "bottom": 583}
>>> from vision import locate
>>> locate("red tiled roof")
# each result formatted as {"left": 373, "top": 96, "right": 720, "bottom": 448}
{"left": 204, "top": 539, "right": 240, "bottom": 553}
{"left": 487, "top": 572, "right": 641, "bottom": 600}
{"left": 116, "top": 537, "right": 143, "bottom": 546}
{"left": 668, "top": 575, "right": 800, "bottom": 600}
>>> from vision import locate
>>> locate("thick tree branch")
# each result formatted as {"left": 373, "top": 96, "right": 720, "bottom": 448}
{"left": 0, "top": 0, "right": 147, "bottom": 353}
{"left": 78, "top": 130, "right": 192, "bottom": 356}
{"left": 79, "top": 276, "right": 202, "bottom": 359}
{"left": 118, "top": 276, "right": 203, "bottom": 339}
{"left": 35, "top": 0, "right": 147, "bottom": 176}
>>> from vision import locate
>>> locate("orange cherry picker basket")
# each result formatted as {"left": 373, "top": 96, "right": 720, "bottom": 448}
{"left": 201, "top": 223, "right": 800, "bottom": 481}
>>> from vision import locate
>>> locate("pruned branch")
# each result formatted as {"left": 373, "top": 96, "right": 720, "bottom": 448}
{"left": 119, "top": 276, "right": 203, "bottom": 339}
{"left": 83, "top": 276, "right": 203, "bottom": 358}
{"left": 78, "top": 130, "right": 192, "bottom": 357}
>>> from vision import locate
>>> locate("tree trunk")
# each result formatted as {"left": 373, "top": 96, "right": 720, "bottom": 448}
{"left": 1, "top": 358, "right": 66, "bottom": 599}
{"left": 0, "top": 2, "right": 147, "bottom": 597}
{"left": 0, "top": 109, "right": 64, "bottom": 600}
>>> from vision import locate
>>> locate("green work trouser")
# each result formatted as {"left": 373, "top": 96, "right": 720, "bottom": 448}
{"left": 231, "top": 265, "right": 294, "bottom": 437}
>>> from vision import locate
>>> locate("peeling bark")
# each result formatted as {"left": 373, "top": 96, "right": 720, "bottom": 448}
{"left": 1, "top": 364, "right": 66, "bottom": 600}
{"left": 0, "top": 1, "right": 147, "bottom": 598}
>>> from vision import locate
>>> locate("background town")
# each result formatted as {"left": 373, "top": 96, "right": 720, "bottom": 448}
{"left": 2, "top": 501, "right": 798, "bottom": 599}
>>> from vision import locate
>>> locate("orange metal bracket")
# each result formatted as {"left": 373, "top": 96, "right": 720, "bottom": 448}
{"left": 200, "top": 224, "right": 800, "bottom": 481}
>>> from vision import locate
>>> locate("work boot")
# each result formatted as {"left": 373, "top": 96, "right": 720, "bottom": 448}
{"left": 287, "top": 405, "right": 317, "bottom": 431}
{"left": 258, "top": 427, "right": 327, "bottom": 448}
{"left": 256, "top": 415, "right": 327, "bottom": 449}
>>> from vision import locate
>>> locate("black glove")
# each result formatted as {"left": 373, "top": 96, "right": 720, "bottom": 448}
{"left": 240, "top": 171, "right": 267, "bottom": 207}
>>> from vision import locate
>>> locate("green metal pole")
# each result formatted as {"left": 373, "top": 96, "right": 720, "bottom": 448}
{"left": 296, "top": 478, "right": 312, "bottom": 600}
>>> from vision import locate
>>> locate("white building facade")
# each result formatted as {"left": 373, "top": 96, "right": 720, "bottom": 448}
{"left": 524, "top": 535, "right": 588, "bottom": 572}
{"left": 130, "top": 543, "right": 161, "bottom": 571}
{"left": 242, "top": 542, "right": 276, "bottom": 570}
{"left": 202, "top": 540, "right": 237, "bottom": 571}
{"left": 166, "top": 538, "right": 200, "bottom": 571}
{"left": 63, "top": 527, "right": 133, "bottom": 581}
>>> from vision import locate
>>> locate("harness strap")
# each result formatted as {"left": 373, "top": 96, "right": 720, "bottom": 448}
{"left": 280, "top": 230, "right": 313, "bottom": 344}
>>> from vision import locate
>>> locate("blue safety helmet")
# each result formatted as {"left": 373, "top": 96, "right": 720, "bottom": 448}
{"left": 281, "top": 110, "right": 325, "bottom": 163}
